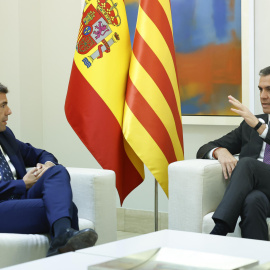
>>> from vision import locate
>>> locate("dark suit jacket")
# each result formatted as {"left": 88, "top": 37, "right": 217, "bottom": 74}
{"left": 0, "top": 127, "right": 58, "bottom": 200}
{"left": 197, "top": 114, "right": 270, "bottom": 160}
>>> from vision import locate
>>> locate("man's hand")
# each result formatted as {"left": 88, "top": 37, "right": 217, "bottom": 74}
{"left": 229, "top": 95, "right": 266, "bottom": 134}
{"left": 23, "top": 167, "right": 48, "bottom": 189}
{"left": 228, "top": 95, "right": 259, "bottom": 128}
{"left": 23, "top": 162, "right": 55, "bottom": 189}
{"left": 33, "top": 162, "right": 55, "bottom": 177}
{"left": 214, "top": 148, "right": 238, "bottom": 180}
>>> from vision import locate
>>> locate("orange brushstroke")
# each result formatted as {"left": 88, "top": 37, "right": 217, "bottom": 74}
{"left": 176, "top": 39, "right": 241, "bottom": 104}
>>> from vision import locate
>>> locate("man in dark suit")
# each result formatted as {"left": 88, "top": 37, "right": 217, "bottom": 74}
{"left": 0, "top": 83, "right": 98, "bottom": 256}
{"left": 197, "top": 66, "right": 270, "bottom": 241}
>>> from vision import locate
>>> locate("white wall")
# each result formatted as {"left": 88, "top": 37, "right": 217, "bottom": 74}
{"left": 254, "top": 0, "right": 270, "bottom": 115}
{"left": 0, "top": 0, "right": 268, "bottom": 213}
{"left": 0, "top": 1, "right": 21, "bottom": 137}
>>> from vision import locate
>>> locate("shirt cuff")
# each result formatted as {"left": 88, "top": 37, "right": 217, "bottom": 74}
{"left": 259, "top": 124, "right": 268, "bottom": 139}
{"left": 45, "top": 161, "right": 56, "bottom": 166}
{"left": 207, "top": 148, "right": 218, "bottom": 160}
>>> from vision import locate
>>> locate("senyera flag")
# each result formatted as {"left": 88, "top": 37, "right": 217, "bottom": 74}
{"left": 65, "top": 0, "right": 144, "bottom": 204}
{"left": 123, "top": 0, "right": 184, "bottom": 196}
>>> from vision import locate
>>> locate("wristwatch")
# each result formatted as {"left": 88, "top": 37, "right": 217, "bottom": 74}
{"left": 253, "top": 118, "right": 265, "bottom": 131}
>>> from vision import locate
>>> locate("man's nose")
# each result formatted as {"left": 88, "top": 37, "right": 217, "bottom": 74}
{"left": 6, "top": 106, "right": 12, "bottom": 115}
{"left": 261, "top": 89, "right": 268, "bottom": 99}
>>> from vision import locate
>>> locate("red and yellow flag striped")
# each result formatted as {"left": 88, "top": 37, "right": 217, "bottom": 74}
{"left": 123, "top": 0, "right": 184, "bottom": 195}
{"left": 65, "top": 0, "right": 144, "bottom": 204}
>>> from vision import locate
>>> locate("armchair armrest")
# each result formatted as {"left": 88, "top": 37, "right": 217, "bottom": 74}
{"left": 67, "top": 167, "right": 116, "bottom": 245}
{"left": 168, "top": 159, "right": 228, "bottom": 233}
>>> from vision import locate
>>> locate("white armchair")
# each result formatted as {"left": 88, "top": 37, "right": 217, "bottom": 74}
{"left": 0, "top": 167, "right": 116, "bottom": 269}
{"left": 168, "top": 159, "right": 270, "bottom": 238}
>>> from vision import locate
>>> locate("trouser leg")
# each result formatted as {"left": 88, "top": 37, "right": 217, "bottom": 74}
{"left": 0, "top": 199, "right": 50, "bottom": 233}
{"left": 0, "top": 200, "right": 78, "bottom": 235}
{"left": 26, "top": 165, "right": 79, "bottom": 230}
{"left": 213, "top": 157, "right": 270, "bottom": 232}
{"left": 0, "top": 165, "right": 79, "bottom": 234}
{"left": 239, "top": 190, "right": 270, "bottom": 240}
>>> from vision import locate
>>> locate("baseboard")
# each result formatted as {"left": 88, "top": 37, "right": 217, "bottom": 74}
{"left": 117, "top": 208, "right": 168, "bottom": 234}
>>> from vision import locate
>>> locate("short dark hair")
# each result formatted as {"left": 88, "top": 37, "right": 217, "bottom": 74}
{"left": 0, "top": 83, "right": 8, "bottom": 94}
{"left": 259, "top": 66, "right": 270, "bottom": 77}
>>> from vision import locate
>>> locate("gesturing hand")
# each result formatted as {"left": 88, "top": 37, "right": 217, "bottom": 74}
{"left": 214, "top": 148, "right": 238, "bottom": 180}
{"left": 228, "top": 95, "right": 258, "bottom": 128}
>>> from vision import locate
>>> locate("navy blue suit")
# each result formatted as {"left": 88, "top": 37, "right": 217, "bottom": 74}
{"left": 0, "top": 127, "right": 79, "bottom": 234}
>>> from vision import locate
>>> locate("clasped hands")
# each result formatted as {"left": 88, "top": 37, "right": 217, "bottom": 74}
{"left": 23, "top": 162, "right": 55, "bottom": 189}
{"left": 214, "top": 95, "right": 262, "bottom": 180}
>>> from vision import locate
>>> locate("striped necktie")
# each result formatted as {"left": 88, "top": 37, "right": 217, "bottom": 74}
{"left": 0, "top": 150, "right": 14, "bottom": 181}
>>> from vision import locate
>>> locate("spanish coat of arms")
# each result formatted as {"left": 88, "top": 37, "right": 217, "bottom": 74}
{"left": 77, "top": 0, "right": 121, "bottom": 68}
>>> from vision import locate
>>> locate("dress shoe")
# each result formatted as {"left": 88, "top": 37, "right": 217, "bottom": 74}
{"left": 46, "top": 228, "right": 98, "bottom": 257}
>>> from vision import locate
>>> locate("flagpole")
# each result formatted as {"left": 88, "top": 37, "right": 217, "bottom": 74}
{"left": 155, "top": 179, "right": 158, "bottom": 231}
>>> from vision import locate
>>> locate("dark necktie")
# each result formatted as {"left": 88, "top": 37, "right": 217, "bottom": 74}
{"left": 263, "top": 144, "right": 270, "bottom": 164}
{"left": 0, "top": 150, "right": 14, "bottom": 181}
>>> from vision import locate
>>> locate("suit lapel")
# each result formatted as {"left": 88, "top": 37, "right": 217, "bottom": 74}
{"left": 261, "top": 114, "right": 268, "bottom": 124}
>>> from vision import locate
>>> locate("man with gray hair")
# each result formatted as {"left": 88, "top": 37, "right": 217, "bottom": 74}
{"left": 0, "top": 83, "right": 98, "bottom": 256}
{"left": 197, "top": 66, "right": 270, "bottom": 240}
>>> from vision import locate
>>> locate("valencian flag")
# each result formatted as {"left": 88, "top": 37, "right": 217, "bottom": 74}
{"left": 65, "top": 0, "right": 144, "bottom": 204}
{"left": 123, "top": 0, "right": 184, "bottom": 196}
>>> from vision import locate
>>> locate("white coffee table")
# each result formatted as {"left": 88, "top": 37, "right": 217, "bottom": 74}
{"left": 3, "top": 230, "right": 270, "bottom": 269}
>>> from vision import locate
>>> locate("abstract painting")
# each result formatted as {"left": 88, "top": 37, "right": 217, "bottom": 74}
{"left": 125, "top": 0, "right": 242, "bottom": 116}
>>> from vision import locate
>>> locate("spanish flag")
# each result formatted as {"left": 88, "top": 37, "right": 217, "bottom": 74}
{"left": 65, "top": 0, "right": 144, "bottom": 204}
{"left": 123, "top": 0, "right": 184, "bottom": 196}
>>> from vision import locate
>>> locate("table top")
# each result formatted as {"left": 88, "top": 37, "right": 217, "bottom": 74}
{"left": 79, "top": 230, "right": 270, "bottom": 264}
{"left": 3, "top": 230, "right": 270, "bottom": 269}
{"left": 2, "top": 252, "right": 113, "bottom": 270}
